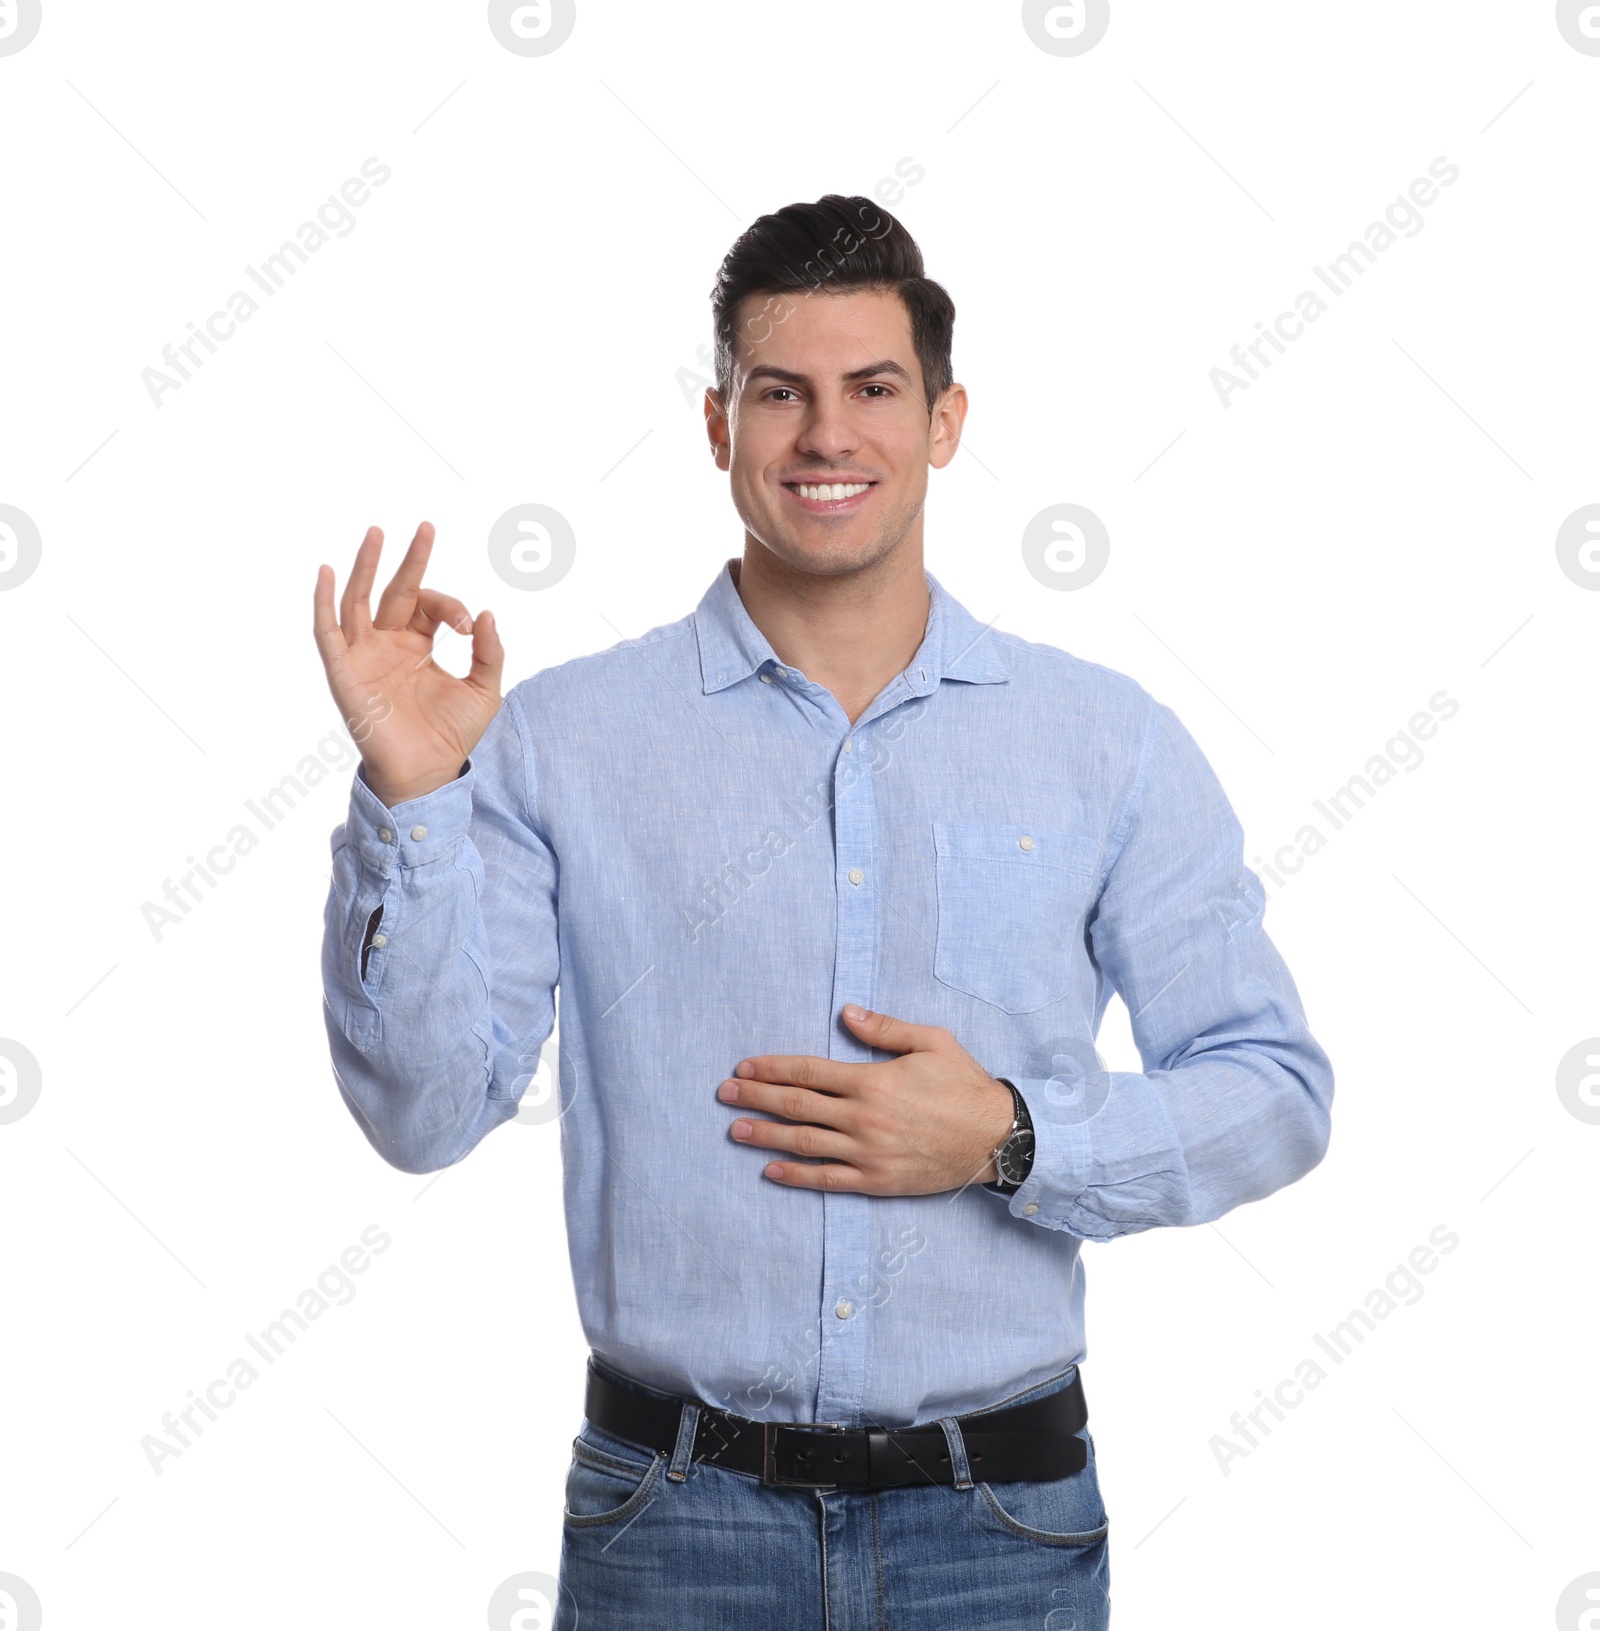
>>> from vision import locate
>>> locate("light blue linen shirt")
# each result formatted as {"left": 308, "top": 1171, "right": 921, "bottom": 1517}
{"left": 321, "top": 562, "right": 1333, "bottom": 1427}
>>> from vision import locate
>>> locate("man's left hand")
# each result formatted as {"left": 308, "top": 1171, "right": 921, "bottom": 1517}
{"left": 718, "top": 1004, "right": 1016, "bottom": 1195}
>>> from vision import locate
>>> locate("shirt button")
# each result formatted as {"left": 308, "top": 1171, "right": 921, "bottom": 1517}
{"left": 411, "top": 825, "right": 428, "bottom": 841}
{"left": 760, "top": 671, "right": 774, "bottom": 683}
{"left": 843, "top": 738, "right": 853, "bottom": 753}
{"left": 835, "top": 1299, "right": 854, "bottom": 1319}
{"left": 377, "top": 827, "right": 394, "bottom": 843}
{"left": 1018, "top": 835, "right": 1035, "bottom": 852}
{"left": 847, "top": 868, "right": 864, "bottom": 887}
{"left": 371, "top": 933, "right": 388, "bottom": 948}
{"left": 1023, "top": 1203, "right": 1039, "bottom": 1215}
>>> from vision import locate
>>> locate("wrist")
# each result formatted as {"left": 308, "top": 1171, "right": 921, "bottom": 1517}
{"left": 362, "top": 760, "right": 468, "bottom": 809}
{"left": 975, "top": 1074, "right": 1013, "bottom": 1183}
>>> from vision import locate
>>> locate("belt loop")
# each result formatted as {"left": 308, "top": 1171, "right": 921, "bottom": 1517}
{"left": 666, "top": 1400, "right": 701, "bottom": 1483}
{"left": 937, "top": 1415, "right": 974, "bottom": 1490}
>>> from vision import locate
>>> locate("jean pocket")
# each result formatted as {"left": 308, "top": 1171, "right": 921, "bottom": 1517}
{"left": 975, "top": 1430, "right": 1109, "bottom": 1547}
{"left": 562, "top": 1434, "right": 664, "bottom": 1529}
{"left": 933, "top": 822, "right": 1101, "bottom": 1014}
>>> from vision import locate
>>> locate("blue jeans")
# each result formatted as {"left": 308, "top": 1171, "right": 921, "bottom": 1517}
{"left": 552, "top": 1364, "right": 1110, "bottom": 1629}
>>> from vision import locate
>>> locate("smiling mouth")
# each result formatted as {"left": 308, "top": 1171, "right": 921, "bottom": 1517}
{"left": 783, "top": 480, "right": 877, "bottom": 512}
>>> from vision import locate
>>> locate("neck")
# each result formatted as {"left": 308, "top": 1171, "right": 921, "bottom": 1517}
{"left": 732, "top": 537, "right": 931, "bottom": 725}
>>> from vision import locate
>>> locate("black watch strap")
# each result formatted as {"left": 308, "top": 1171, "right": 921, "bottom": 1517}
{"left": 990, "top": 1077, "right": 1036, "bottom": 1194}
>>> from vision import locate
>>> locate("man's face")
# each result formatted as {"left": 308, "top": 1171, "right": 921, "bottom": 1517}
{"left": 707, "top": 286, "right": 965, "bottom": 578}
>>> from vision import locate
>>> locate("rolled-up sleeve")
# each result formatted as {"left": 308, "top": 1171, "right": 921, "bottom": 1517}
{"left": 997, "top": 696, "right": 1334, "bottom": 1239}
{"left": 320, "top": 683, "right": 560, "bottom": 1174}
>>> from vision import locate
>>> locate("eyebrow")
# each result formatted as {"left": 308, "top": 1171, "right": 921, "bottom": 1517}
{"left": 743, "top": 359, "right": 915, "bottom": 390}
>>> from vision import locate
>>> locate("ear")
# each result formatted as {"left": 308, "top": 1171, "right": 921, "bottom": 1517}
{"left": 927, "top": 382, "right": 968, "bottom": 471}
{"left": 705, "top": 388, "right": 731, "bottom": 472}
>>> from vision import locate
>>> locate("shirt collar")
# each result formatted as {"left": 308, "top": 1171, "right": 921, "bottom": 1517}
{"left": 693, "top": 559, "right": 1009, "bottom": 696}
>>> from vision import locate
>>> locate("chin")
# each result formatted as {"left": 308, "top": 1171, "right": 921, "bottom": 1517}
{"left": 742, "top": 501, "right": 914, "bottom": 580}
{"left": 765, "top": 532, "right": 899, "bottom": 578}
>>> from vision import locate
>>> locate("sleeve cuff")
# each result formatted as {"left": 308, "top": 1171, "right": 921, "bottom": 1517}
{"left": 347, "top": 760, "right": 476, "bottom": 872}
{"left": 997, "top": 1071, "right": 1192, "bottom": 1239}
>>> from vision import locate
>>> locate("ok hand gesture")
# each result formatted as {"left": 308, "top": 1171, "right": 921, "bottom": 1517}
{"left": 313, "top": 522, "right": 503, "bottom": 807}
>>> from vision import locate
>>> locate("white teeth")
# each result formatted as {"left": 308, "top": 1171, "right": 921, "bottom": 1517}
{"left": 795, "top": 482, "right": 871, "bottom": 501}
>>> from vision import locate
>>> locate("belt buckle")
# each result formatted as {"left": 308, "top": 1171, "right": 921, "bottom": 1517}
{"left": 762, "top": 1421, "right": 843, "bottom": 1489}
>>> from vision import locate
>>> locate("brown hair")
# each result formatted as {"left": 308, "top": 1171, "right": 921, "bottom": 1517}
{"left": 710, "top": 193, "right": 956, "bottom": 419}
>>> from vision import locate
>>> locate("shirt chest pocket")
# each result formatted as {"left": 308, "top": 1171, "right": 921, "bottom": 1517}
{"left": 932, "top": 822, "right": 1102, "bottom": 1015}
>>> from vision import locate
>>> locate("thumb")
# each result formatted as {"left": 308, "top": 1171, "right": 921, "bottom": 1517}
{"left": 467, "top": 607, "right": 504, "bottom": 697}
{"left": 841, "top": 1004, "right": 942, "bottom": 1054}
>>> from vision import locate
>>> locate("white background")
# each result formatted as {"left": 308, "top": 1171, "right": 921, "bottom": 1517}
{"left": 1, "top": 2, "right": 1596, "bottom": 1626}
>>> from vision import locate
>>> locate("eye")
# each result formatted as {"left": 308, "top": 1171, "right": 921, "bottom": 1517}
{"left": 859, "top": 383, "right": 893, "bottom": 398}
{"left": 763, "top": 388, "right": 800, "bottom": 402}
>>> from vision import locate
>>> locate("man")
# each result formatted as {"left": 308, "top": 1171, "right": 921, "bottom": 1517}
{"left": 314, "top": 193, "right": 1333, "bottom": 1629}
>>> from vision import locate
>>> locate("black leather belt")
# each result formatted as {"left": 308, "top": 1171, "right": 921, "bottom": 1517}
{"left": 584, "top": 1358, "right": 1088, "bottom": 1491}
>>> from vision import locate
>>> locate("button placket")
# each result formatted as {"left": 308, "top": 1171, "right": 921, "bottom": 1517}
{"left": 815, "top": 722, "right": 881, "bottom": 1425}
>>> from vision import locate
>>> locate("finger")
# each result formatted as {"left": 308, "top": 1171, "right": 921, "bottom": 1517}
{"left": 373, "top": 520, "right": 435, "bottom": 631}
{"left": 728, "top": 1115, "right": 855, "bottom": 1162}
{"left": 761, "top": 1159, "right": 866, "bottom": 1192}
{"left": 734, "top": 1053, "right": 867, "bottom": 1093}
{"left": 840, "top": 1004, "right": 949, "bottom": 1056}
{"left": 411, "top": 587, "right": 473, "bottom": 640}
{"left": 340, "top": 525, "right": 383, "bottom": 638}
{"left": 466, "top": 608, "right": 504, "bottom": 697}
{"left": 313, "top": 564, "right": 349, "bottom": 674}
{"left": 719, "top": 1077, "right": 849, "bottom": 1128}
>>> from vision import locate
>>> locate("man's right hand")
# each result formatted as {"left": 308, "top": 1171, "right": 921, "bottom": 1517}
{"left": 313, "top": 521, "right": 504, "bottom": 808}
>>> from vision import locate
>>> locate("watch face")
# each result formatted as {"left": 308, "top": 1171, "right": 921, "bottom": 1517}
{"left": 998, "top": 1130, "right": 1035, "bottom": 1186}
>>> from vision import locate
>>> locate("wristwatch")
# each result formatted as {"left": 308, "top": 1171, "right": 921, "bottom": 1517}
{"left": 989, "top": 1077, "right": 1035, "bottom": 1194}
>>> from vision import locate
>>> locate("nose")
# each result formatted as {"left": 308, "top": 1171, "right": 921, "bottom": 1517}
{"left": 794, "top": 397, "right": 861, "bottom": 466}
